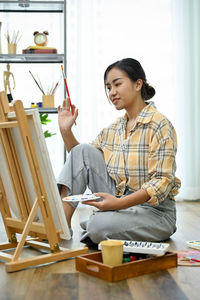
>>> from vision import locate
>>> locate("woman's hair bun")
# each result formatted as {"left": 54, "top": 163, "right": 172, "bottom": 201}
{"left": 141, "top": 81, "right": 156, "bottom": 100}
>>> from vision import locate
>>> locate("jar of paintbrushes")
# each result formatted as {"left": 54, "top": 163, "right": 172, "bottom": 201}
{"left": 5, "top": 30, "right": 22, "bottom": 54}
{"left": 29, "top": 70, "right": 60, "bottom": 108}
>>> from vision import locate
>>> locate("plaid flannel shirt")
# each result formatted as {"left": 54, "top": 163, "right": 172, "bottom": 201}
{"left": 91, "top": 101, "right": 181, "bottom": 206}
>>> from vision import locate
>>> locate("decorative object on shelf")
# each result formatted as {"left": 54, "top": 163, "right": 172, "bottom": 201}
{"left": 22, "top": 45, "right": 57, "bottom": 54}
{"left": 34, "top": 30, "right": 49, "bottom": 47}
{"left": 5, "top": 30, "right": 22, "bottom": 54}
{"left": 3, "top": 64, "right": 15, "bottom": 103}
{"left": 0, "top": 22, "right": 2, "bottom": 54}
{"left": 22, "top": 30, "right": 57, "bottom": 54}
{"left": 29, "top": 70, "right": 60, "bottom": 108}
{"left": 42, "top": 94, "right": 54, "bottom": 108}
{"left": 8, "top": 43, "right": 16, "bottom": 54}
{"left": 40, "top": 113, "right": 56, "bottom": 138}
{"left": 30, "top": 102, "right": 38, "bottom": 108}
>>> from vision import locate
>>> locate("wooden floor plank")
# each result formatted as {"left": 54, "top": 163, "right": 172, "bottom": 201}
{"left": 25, "top": 273, "right": 80, "bottom": 300}
{"left": 127, "top": 270, "right": 189, "bottom": 300}
{"left": 168, "top": 265, "right": 200, "bottom": 299}
{"left": 78, "top": 273, "right": 133, "bottom": 300}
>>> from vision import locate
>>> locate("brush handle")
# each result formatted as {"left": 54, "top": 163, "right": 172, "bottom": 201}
{"left": 63, "top": 77, "right": 76, "bottom": 125}
{"left": 63, "top": 78, "right": 73, "bottom": 111}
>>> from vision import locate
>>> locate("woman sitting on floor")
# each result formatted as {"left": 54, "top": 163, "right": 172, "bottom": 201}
{"left": 57, "top": 58, "right": 181, "bottom": 244}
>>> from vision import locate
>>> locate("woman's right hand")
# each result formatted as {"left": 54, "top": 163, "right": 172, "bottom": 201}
{"left": 58, "top": 98, "right": 78, "bottom": 133}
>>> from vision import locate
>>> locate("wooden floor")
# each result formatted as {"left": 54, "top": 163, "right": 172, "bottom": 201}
{"left": 0, "top": 201, "right": 200, "bottom": 300}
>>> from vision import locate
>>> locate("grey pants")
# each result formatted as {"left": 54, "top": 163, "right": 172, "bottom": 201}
{"left": 57, "top": 143, "right": 177, "bottom": 244}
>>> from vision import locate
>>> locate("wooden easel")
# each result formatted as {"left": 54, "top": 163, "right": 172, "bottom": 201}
{"left": 0, "top": 91, "right": 88, "bottom": 272}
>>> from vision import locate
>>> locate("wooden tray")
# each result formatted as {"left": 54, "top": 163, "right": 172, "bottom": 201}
{"left": 76, "top": 251, "right": 177, "bottom": 282}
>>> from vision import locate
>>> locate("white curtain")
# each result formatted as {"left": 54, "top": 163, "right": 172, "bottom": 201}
{"left": 67, "top": 0, "right": 200, "bottom": 200}
{"left": 171, "top": 0, "right": 200, "bottom": 200}
{"left": 67, "top": 0, "right": 174, "bottom": 141}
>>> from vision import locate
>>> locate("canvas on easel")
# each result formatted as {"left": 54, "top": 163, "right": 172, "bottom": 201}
{"left": 0, "top": 91, "right": 88, "bottom": 272}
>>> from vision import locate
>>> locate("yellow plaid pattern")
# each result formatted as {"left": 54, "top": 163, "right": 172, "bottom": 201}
{"left": 91, "top": 102, "right": 181, "bottom": 206}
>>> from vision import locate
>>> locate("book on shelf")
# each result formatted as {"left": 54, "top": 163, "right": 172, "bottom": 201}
{"left": 23, "top": 49, "right": 57, "bottom": 54}
{"left": 22, "top": 45, "right": 57, "bottom": 54}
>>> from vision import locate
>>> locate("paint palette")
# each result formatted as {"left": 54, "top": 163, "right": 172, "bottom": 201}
{"left": 63, "top": 194, "right": 100, "bottom": 202}
{"left": 186, "top": 241, "right": 200, "bottom": 250}
{"left": 98, "top": 240, "right": 170, "bottom": 255}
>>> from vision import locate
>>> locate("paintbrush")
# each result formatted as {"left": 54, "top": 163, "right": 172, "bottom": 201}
{"left": 61, "top": 65, "right": 76, "bottom": 125}
{"left": 29, "top": 70, "right": 45, "bottom": 95}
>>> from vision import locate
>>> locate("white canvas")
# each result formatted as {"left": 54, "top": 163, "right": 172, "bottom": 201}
{"left": 0, "top": 108, "right": 70, "bottom": 240}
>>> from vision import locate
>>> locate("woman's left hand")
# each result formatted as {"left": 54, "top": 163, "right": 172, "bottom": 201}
{"left": 83, "top": 193, "right": 121, "bottom": 211}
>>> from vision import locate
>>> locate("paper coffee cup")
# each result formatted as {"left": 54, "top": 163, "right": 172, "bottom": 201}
{"left": 100, "top": 240, "right": 124, "bottom": 266}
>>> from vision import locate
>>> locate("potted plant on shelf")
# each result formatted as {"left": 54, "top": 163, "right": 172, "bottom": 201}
{"left": 40, "top": 113, "right": 56, "bottom": 138}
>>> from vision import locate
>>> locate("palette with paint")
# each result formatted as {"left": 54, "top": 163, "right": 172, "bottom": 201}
{"left": 186, "top": 240, "right": 200, "bottom": 250}
{"left": 63, "top": 194, "right": 101, "bottom": 202}
{"left": 178, "top": 250, "right": 200, "bottom": 266}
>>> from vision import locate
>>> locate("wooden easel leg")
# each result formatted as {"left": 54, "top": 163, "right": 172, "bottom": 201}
{"left": 5, "top": 246, "right": 88, "bottom": 273}
{"left": 0, "top": 176, "right": 16, "bottom": 242}
{"left": 12, "top": 198, "right": 39, "bottom": 262}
